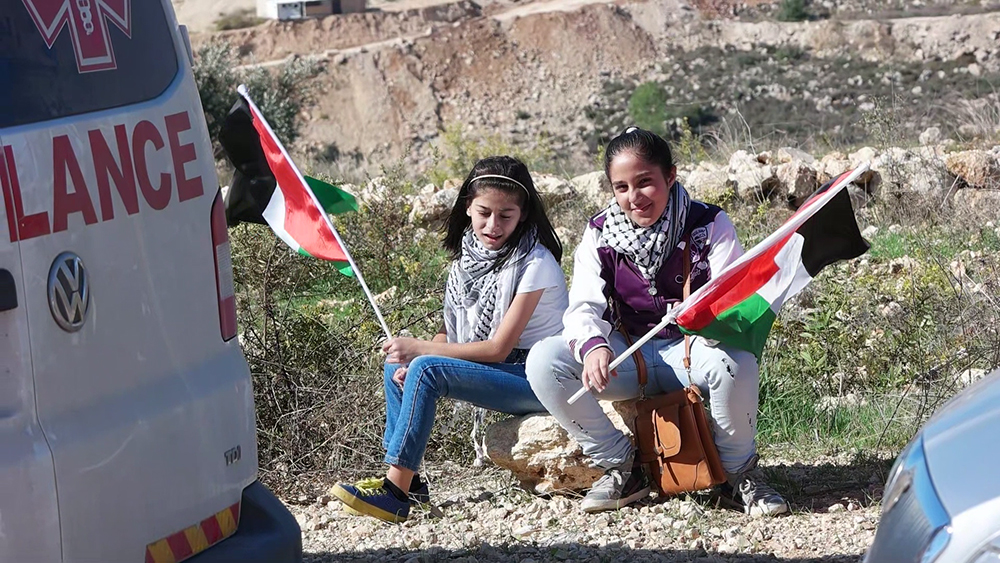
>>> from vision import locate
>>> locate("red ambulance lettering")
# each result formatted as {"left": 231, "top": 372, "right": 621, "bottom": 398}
{"left": 132, "top": 120, "right": 172, "bottom": 211}
{"left": 1, "top": 145, "right": 51, "bottom": 241}
{"left": 165, "top": 112, "right": 204, "bottom": 203}
{"left": 90, "top": 125, "right": 139, "bottom": 221}
{"left": 0, "top": 111, "right": 204, "bottom": 242}
{"left": 53, "top": 135, "right": 99, "bottom": 232}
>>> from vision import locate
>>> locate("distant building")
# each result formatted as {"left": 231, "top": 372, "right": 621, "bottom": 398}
{"left": 257, "top": 0, "right": 367, "bottom": 20}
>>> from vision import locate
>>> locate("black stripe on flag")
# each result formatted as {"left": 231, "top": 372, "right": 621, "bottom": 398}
{"left": 796, "top": 179, "right": 871, "bottom": 277}
{"left": 218, "top": 96, "right": 275, "bottom": 227}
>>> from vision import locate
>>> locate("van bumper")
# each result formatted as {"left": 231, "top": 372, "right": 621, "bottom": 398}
{"left": 190, "top": 481, "right": 303, "bottom": 563}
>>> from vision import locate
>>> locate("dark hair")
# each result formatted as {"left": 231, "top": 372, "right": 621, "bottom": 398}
{"left": 603, "top": 126, "right": 675, "bottom": 180}
{"left": 443, "top": 155, "right": 562, "bottom": 265}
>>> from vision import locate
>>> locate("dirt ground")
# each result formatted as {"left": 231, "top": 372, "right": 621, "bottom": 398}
{"left": 286, "top": 449, "right": 887, "bottom": 562}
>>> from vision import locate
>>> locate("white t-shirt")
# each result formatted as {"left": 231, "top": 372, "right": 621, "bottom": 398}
{"left": 514, "top": 245, "right": 569, "bottom": 349}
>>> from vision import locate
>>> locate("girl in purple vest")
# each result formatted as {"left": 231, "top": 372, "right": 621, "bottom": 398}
{"left": 526, "top": 127, "right": 788, "bottom": 516}
{"left": 332, "top": 156, "right": 568, "bottom": 523}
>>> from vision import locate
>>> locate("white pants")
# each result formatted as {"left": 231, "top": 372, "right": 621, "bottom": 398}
{"left": 525, "top": 333, "right": 760, "bottom": 474}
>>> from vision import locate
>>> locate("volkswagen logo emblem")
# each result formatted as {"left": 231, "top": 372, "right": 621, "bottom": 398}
{"left": 48, "top": 252, "right": 90, "bottom": 332}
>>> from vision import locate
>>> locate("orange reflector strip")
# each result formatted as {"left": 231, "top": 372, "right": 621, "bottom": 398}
{"left": 145, "top": 501, "right": 241, "bottom": 563}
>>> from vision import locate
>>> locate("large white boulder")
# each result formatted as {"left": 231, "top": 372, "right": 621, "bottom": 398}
{"left": 485, "top": 400, "right": 635, "bottom": 494}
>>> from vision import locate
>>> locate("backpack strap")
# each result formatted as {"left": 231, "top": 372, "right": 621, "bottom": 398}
{"left": 682, "top": 239, "right": 692, "bottom": 381}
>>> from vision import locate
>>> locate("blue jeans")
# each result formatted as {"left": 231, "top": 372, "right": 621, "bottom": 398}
{"left": 382, "top": 354, "right": 545, "bottom": 471}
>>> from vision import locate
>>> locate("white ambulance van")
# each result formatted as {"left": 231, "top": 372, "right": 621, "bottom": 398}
{"left": 0, "top": 0, "right": 302, "bottom": 561}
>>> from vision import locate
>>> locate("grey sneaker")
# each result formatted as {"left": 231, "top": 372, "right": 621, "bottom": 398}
{"left": 722, "top": 455, "right": 789, "bottom": 517}
{"left": 581, "top": 455, "right": 651, "bottom": 513}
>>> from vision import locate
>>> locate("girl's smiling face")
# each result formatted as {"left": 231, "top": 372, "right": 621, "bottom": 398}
{"left": 466, "top": 187, "right": 524, "bottom": 250}
{"left": 608, "top": 151, "right": 676, "bottom": 227}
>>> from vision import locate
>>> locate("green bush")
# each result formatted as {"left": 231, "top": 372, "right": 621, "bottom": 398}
{"left": 627, "top": 82, "right": 669, "bottom": 136}
{"left": 426, "top": 124, "right": 555, "bottom": 186}
{"left": 193, "top": 40, "right": 318, "bottom": 152}
{"left": 777, "top": 0, "right": 809, "bottom": 22}
{"left": 723, "top": 199, "right": 1000, "bottom": 455}
{"left": 215, "top": 8, "right": 264, "bottom": 31}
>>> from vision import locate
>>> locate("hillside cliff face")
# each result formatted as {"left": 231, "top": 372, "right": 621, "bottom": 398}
{"left": 189, "top": 0, "right": 1000, "bottom": 174}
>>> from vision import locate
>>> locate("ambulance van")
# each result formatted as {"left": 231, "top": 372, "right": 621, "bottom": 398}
{"left": 0, "top": 0, "right": 302, "bottom": 560}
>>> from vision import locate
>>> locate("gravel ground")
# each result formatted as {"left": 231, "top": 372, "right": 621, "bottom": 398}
{"left": 286, "top": 450, "right": 886, "bottom": 562}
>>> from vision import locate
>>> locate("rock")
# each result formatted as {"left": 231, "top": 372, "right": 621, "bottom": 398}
{"left": 957, "top": 368, "right": 987, "bottom": 386}
{"left": 847, "top": 147, "right": 882, "bottom": 190}
{"left": 727, "top": 150, "right": 779, "bottom": 200}
{"left": 774, "top": 147, "right": 817, "bottom": 166}
{"left": 375, "top": 286, "right": 397, "bottom": 305}
{"left": 777, "top": 160, "right": 819, "bottom": 208}
{"left": 945, "top": 150, "right": 1000, "bottom": 189}
{"left": 683, "top": 161, "right": 729, "bottom": 202}
{"left": 358, "top": 177, "right": 393, "bottom": 204}
{"left": 828, "top": 503, "right": 846, "bottom": 513}
{"left": 570, "top": 171, "right": 611, "bottom": 210}
{"left": 861, "top": 225, "right": 879, "bottom": 238}
{"left": 877, "top": 301, "right": 904, "bottom": 320}
{"left": 533, "top": 174, "right": 577, "bottom": 207}
{"left": 817, "top": 394, "right": 869, "bottom": 414}
{"left": 818, "top": 152, "right": 851, "bottom": 183}
{"left": 872, "top": 148, "right": 950, "bottom": 194}
{"left": 848, "top": 146, "right": 878, "bottom": 168}
{"left": 952, "top": 188, "right": 1000, "bottom": 210}
{"left": 485, "top": 400, "right": 634, "bottom": 494}
{"left": 409, "top": 187, "right": 458, "bottom": 226}
{"left": 889, "top": 256, "right": 918, "bottom": 273}
{"left": 919, "top": 127, "right": 942, "bottom": 146}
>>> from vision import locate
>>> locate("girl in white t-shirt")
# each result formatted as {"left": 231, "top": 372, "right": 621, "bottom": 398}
{"left": 332, "top": 156, "right": 568, "bottom": 523}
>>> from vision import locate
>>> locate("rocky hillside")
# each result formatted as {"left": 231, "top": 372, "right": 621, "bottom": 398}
{"left": 189, "top": 0, "right": 1000, "bottom": 178}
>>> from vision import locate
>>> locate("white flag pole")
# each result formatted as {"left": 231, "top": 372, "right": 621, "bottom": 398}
{"left": 566, "top": 311, "right": 677, "bottom": 405}
{"left": 237, "top": 85, "right": 393, "bottom": 341}
{"left": 566, "top": 163, "right": 871, "bottom": 405}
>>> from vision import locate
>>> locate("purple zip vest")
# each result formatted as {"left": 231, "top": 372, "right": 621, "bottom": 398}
{"left": 592, "top": 200, "right": 723, "bottom": 341}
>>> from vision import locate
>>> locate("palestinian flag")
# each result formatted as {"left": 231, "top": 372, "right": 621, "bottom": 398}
{"left": 218, "top": 85, "right": 358, "bottom": 276}
{"left": 673, "top": 165, "right": 871, "bottom": 358}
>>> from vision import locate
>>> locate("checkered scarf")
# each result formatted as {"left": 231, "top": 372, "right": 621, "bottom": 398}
{"left": 601, "top": 182, "right": 690, "bottom": 281}
{"left": 444, "top": 225, "right": 538, "bottom": 344}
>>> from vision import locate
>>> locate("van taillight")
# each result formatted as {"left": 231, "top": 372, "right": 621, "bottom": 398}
{"left": 211, "top": 193, "right": 237, "bottom": 341}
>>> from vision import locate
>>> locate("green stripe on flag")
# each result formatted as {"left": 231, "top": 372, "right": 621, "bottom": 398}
{"left": 334, "top": 261, "right": 354, "bottom": 277}
{"left": 679, "top": 292, "right": 776, "bottom": 359}
{"left": 298, "top": 247, "right": 354, "bottom": 277}
{"left": 305, "top": 176, "right": 359, "bottom": 215}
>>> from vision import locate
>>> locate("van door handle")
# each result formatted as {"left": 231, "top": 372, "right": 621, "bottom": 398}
{"left": 0, "top": 269, "right": 17, "bottom": 311}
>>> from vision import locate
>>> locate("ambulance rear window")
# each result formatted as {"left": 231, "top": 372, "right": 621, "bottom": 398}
{"left": 0, "top": 0, "right": 179, "bottom": 129}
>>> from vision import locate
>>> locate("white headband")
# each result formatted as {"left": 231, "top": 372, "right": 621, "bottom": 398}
{"left": 469, "top": 174, "right": 529, "bottom": 194}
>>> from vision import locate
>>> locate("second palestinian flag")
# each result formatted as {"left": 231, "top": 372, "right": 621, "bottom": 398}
{"left": 218, "top": 85, "right": 357, "bottom": 277}
{"left": 673, "top": 166, "right": 871, "bottom": 358}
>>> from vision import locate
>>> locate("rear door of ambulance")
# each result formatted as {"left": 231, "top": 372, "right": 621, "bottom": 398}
{"left": 0, "top": 0, "right": 258, "bottom": 561}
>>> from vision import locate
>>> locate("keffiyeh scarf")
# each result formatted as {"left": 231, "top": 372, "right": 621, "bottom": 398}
{"left": 444, "top": 225, "right": 538, "bottom": 344}
{"left": 601, "top": 182, "right": 691, "bottom": 281}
